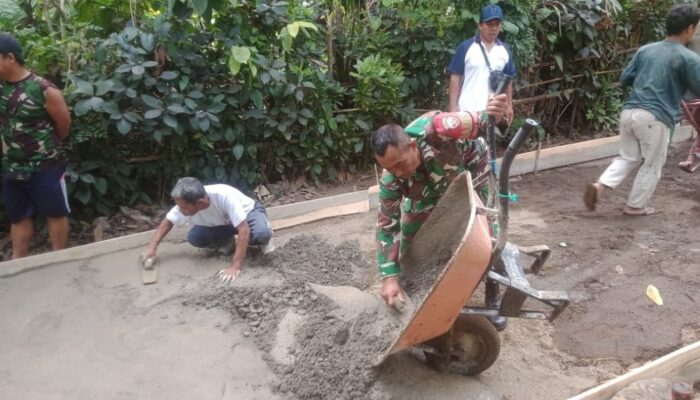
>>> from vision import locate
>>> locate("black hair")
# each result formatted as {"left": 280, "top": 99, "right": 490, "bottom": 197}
{"left": 666, "top": 4, "right": 700, "bottom": 36}
{"left": 370, "top": 123, "right": 410, "bottom": 156}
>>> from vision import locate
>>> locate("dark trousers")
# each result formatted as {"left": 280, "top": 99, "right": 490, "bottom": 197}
{"left": 186, "top": 202, "right": 272, "bottom": 248}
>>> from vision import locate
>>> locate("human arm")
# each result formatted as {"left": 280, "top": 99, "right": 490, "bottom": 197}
{"left": 219, "top": 220, "right": 250, "bottom": 282}
{"left": 505, "top": 82, "right": 514, "bottom": 123}
{"left": 44, "top": 87, "right": 71, "bottom": 141}
{"left": 503, "top": 44, "right": 516, "bottom": 123}
{"left": 683, "top": 52, "right": 700, "bottom": 99}
{"left": 620, "top": 52, "right": 638, "bottom": 88}
{"left": 218, "top": 190, "right": 252, "bottom": 282}
{"left": 143, "top": 218, "right": 174, "bottom": 260}
{"left": 376, "top": 172, "right": 402, "bottom": 278}
{"left": 432, "top": 94, "right": 508, "bottom": 140}
{"left": 448, "top": 74, "right": 463, "bottom": 112}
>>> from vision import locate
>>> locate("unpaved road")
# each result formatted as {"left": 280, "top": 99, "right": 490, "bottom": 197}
{"left": 0, "top": 145, "right": 699, "bottom": 400}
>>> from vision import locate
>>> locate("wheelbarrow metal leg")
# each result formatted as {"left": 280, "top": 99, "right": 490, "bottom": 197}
{"left": 515, "top": 244, "right": 551, "bottom": 274}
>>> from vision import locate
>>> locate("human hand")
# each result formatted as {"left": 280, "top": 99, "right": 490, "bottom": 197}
{"left": 218, "top": 264, "right": 242, "bottom": 284}
{"left": 141, "top": 248, "right": 157, "bottom": 264}
{"left": 485, "top": 94, "right": 507, "bottom": 123}
{"left": 505, "top": 104, "right": 514, "bottom": 124}
{"left": 380, "top": 276, "right": 405, "bottom": 307}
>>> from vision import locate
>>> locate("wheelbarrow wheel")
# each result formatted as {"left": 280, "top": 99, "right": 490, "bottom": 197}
{"left": 445, "top": 314, "right": 500, "bottom": 376}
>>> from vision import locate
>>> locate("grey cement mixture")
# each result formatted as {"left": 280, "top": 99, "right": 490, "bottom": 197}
{"left": 190, "top": 235, "right": 403, "bottom": 399}
{"left": 186, "top": 178, "right": 476, "bottom": 399}
{"left": 399, "top": 173, "right": 471, "bottom": 301}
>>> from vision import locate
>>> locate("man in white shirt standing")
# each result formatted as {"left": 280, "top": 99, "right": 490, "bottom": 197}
{"left": 447, "top": 4, "right": 516, "bottom": 122}
{"left": 143, "top": 177, "right": 274, "bottom": 283}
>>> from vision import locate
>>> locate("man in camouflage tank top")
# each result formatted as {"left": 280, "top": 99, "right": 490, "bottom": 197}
{"left": 0, "top": 33, "right": 72, "bottom": 259}
{"left": 370, "top": 94, "right": 506, "bottom": 308}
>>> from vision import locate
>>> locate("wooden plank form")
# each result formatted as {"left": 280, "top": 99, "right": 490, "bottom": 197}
{"left": 569, "top": 341, "right": 700, "bottom": 400}
{"left": 1, "top": 127, "right": 696, "bottom": 277}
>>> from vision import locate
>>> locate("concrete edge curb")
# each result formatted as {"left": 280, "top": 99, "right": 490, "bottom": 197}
{"left": 1, "top": 126, "right": 695, "bottom": 278}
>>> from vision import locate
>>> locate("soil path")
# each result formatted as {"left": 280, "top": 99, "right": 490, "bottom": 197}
{"left": 1, "top": 146, "right": 698, "bottom": 400}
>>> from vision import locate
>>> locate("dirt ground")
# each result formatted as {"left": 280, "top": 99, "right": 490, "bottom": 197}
{"left": 1, "top": 145, "right": 699, "bottom": 399}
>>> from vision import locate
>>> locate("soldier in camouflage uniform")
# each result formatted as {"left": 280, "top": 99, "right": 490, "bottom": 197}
{"left": 371, "top": 94, "right": 506, "bottom": 309}
{"left": 0, "top": 33, "right": 72, "bottom": 259}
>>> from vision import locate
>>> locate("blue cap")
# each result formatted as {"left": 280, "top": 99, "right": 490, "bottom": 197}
{"left": 0, "top": 33, "right": 23, "bottom": 63}
{"left": 480, "top": 4, "right": 504, "bottom": 23}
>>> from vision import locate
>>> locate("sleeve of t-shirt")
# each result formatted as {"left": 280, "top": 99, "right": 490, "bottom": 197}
{"left": 221, "top": 195, "right": 248, "bottom": 228}
{"left": 447, "top": 40, "right": 471, "bottom": 76}
{"left": 683, "top": 52, "right": 700, "bottom": 97}
{"left": 165, "top": 206, "right": 186, "bottom": 226}
{"left": 504, "top": 44, "right": 517, "bottom": 77}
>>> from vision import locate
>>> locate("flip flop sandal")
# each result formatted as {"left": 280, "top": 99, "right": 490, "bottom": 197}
{"left": 583, "top": 183, "right": 598, "bottom": 211}
{"left": 622, "top": 206, "right": 657, "bottom": 216}
{"left": 678, "top": 160, "right": 700, "bottom": 173}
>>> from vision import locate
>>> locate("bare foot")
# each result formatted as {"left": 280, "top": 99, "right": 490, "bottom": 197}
{"left": 678, "top": 158, "right": 700, "bottom": 173}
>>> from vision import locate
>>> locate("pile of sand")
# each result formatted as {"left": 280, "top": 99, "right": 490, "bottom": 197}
{"left": 191, "top": 235, "right": 403, "bottom": 399}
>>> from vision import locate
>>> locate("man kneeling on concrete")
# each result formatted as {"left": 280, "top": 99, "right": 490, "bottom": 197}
{"left": 143, "top": 177, "right": 274, "bottom": 283}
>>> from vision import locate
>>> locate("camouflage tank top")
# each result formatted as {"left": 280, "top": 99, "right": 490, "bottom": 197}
{"left": 0, "top": 73, "right": 66, "bottom": 173}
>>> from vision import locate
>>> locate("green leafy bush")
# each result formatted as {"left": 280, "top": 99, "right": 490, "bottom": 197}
{"left": 0, "top": 0, "right": 678, "bottom": 230}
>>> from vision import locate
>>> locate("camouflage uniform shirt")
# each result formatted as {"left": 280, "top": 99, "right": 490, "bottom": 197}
{"left": 377, "top": 111, "right": 486, "bottom": 278}
{"left": 0, "top": 73, "right": 66, "bottom": 174}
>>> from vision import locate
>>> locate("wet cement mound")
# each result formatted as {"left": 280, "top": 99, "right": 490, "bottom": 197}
{"left": 399, "top": 173, "right": 471, "bottom": 301}
{"left": 190, "top": 235, "right": 402, "bottom": 399}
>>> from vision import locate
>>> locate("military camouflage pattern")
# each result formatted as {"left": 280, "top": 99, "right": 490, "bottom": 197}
{"left": 377, "top": 111, "right": 487, "bottom": 278}
{"left": 0, "top": 73, "right": 65, "bottom": 174}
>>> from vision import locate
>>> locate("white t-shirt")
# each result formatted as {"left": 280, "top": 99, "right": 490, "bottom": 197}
{"left": 447, "top": 36, "right": 516, "bottom": 113}
{"left": 166, "top": 184, "right": 255, "bottom": 228}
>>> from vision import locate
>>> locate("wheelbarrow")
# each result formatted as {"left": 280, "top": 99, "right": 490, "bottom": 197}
{"left": 375, "top": 120, "right": 570, "bottom": 376}
{"left": 678, "top": 99, "right": 700, "bottom": 173}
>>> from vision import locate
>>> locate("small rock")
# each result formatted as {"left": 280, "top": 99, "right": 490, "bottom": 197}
{"left": 243, "top": 330, "right": 250, "bottom": 337}
{"left": 249, "top": 320, "right": 260, "bottom": 327}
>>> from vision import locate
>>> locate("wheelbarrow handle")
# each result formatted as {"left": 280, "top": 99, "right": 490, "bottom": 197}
{"left": 489, "top": 119, "right": 539, "bottom": 268}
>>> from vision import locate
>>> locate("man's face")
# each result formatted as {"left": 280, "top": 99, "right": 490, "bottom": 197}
{"left": 0, "top": 54, "right": 14, "bottom": 80}
{"left": 174, "top": 198, "right": 202, "bottom": 216}
{"left": 479, "top": 20, "right": 502, "bottom": 43}
{"left": 375, "top": 141, "right": 420, "bottom": 179}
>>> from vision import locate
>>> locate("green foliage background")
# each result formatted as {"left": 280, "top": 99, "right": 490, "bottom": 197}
{"left": 0, "top": 0, "right": 686, "bottom": 230}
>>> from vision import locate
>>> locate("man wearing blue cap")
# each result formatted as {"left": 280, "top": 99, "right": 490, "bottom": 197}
{"left": 448, "top": 4, "right": 516, "bottom": 123}
{"left": 0, "top": 33, "right": 72, "bottom": 258}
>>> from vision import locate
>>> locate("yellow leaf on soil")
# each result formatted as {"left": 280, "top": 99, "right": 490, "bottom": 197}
{"left": 646, "top": 284, "right": 663, "bottom": 306}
